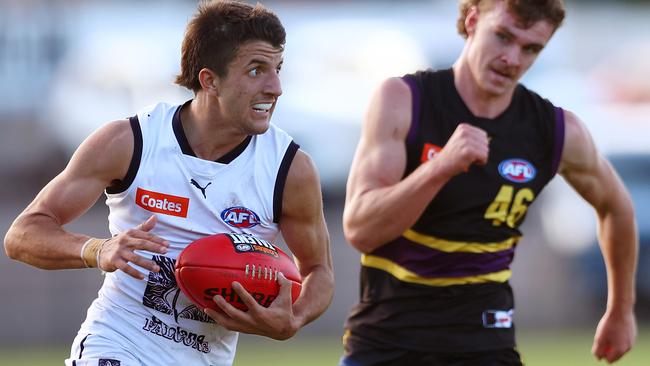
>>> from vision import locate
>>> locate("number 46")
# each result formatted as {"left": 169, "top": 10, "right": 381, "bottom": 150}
{"left": 483, "top": 185, "right": 535, "bottom": 228}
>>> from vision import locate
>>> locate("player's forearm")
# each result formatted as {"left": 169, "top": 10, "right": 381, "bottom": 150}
{"left": 344, "top": 161, "right": 453, "bottom": 253}
{"left": 4, "top": 211, "right": 89, "bottom": 270}
{"left": 292, "top": 264, "right": 334, "bottom": 328}
{"left": 598, "top": 199, "right": 638, "bottom": 312}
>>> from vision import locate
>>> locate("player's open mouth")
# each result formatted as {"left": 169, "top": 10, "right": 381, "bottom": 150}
{"left": 252, "top": 103, "right": 273, "bottom": 113}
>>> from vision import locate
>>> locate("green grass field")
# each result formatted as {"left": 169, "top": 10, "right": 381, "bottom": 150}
{"left": 1, "top": 329, "right": 648, "bottom": 365}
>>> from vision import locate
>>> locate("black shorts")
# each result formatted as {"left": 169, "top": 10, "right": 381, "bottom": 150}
{"left": 339, "top": 347, "right": 523, "bottom": 366}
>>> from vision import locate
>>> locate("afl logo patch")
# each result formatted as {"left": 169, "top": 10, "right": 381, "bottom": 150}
{"left": 221, "top": 206, "right": 261, "bottom": 228}
{"left": 498, "top": 159, "right": 536, "bottom": 183}
{"left": 235, "top": 243, "right": 252, "bottom": 252}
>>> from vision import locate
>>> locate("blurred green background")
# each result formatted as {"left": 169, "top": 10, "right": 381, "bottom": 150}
{"left": 2, "top": 330, "right": 649, "bottom": 365}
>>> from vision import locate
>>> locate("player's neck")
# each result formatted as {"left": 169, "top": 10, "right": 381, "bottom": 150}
{"left": 452, "top": 61, "right": 515, "bottom": 119}
{"left": 180, "top": 97, "right": 248, "bottom": 161}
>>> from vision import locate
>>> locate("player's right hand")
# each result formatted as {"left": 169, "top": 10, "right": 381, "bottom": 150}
{"left": 206, "top": 272, "right": 299, "bottom": 340}
{"left": 97, "top": 215, "right": 169, "bottom": 279}
{"left": 435, "top": 123, "right": 489, "bottom": 177}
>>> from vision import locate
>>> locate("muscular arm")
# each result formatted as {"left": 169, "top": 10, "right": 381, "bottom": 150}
{"left": 558, "top": 110, "right": 638, "bottom": 363}
{"left": 343, "top": 77, "right": 488, "bottom": 253}
{"left": 4, "top": 120, "right": 133, "bottom": 268}
{"left": 4, "top": 120, "right": 167, "bottom": 277}
{"left": 279, "top": 149, "right": 334, "bottom": 331}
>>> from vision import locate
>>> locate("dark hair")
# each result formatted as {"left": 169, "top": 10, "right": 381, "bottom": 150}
{"left": 457, "top": 0, "right": 566, "bottom": 39}
{"left": 175, "top": 0, "right": 286, "bottom": 92}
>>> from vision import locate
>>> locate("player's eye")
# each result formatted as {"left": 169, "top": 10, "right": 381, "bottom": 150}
{"left": 522, "top": 45, "right": 542, "bottom": 55}
{"left": 496, "top": 32, "right": 510, "bottom": 43}
{"left": 248, "top": 67, "right": 259, "bottom": 77}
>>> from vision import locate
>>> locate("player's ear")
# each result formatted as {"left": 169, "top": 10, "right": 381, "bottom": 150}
{"left": 198, "top": 68, "right": 220, "bottom": 96}
{"left": 465, "top": 5, "right": 480, "bottom": 37}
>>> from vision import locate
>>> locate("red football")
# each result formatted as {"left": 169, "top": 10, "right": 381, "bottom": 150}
{"left": 175, "top": 233, "right": 302, "bottom": 311}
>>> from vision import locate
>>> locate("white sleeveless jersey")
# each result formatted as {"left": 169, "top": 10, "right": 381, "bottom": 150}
{"left": 70, "top": 101, "right": 297, "bottom": 366}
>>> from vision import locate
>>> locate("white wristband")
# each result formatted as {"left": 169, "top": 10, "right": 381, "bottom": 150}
{"left": 80, "top": 238, "right": 108, "bottom": 269}
{"left": 80, "top": 238, "right": 93, "bottom": 268}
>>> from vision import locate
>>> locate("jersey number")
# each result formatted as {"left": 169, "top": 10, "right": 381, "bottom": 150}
{"left": 483, "top": 185, "right": 534, "bottom": 228}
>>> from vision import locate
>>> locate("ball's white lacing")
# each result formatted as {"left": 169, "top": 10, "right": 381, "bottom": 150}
{"left": 245, "top": 264, "right": 279, "bottom": 281}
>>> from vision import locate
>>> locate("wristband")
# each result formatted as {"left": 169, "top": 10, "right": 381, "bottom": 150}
{"left": 80, "top": 238, "right": 108, "bottom": 269}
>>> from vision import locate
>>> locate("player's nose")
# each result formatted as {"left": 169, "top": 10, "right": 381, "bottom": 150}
{"left": 501, "top": 45, "right": 521, "bottom": 68}
{"left": 264, "top": 72, "right": 282, "bottom": 97}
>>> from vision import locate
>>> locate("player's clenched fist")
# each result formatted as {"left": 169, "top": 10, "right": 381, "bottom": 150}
{"left": 435, "top": 123, "right": 489, "bottom": 177}
{"left": 95, "top": 216, "right": 169, "bottom": 279}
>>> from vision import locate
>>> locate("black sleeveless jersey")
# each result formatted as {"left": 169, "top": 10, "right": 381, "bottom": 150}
{"left": 344, "top": 69, "right": 565, "bottom": 353}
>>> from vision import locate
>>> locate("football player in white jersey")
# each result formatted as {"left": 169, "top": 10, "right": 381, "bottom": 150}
{"left": 4, "top": 1, "right": 334, "bottom": 365}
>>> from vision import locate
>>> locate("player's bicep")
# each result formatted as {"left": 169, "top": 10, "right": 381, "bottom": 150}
{"left": 347, "top": 77, "right": 412, "bottom": 197}
{"left": 23, "top": 119, "right": 134, "bottom": 225}
{"left": 279, "top": 150, "right": 331, "bottom": 276}
{"left": 559, "top": 110, "right": 614, "bottom": 210}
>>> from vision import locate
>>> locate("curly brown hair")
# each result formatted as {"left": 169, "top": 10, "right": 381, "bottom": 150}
{"left": 175, "top": 0, "right": 286, "bottom": 92}
{"left": 457, "top": 0, "right": 565, "bottom": 38}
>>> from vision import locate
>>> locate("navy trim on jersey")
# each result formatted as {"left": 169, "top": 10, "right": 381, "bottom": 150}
{"left": 106, "top": 116, "right": 143, "bottom": 194}
{"left": 172, "top": 100, "right": 252, "bottom": 163}
{"left": 551, "top": 107, "right": 565, "bottom": 176}
{"left": 78, "top": 334, "right": 90, "bottom": 359}
{"left": 172, "top": 101, "right": 195, "bottom": 156}
{"left": 217, "top": 135, "right": 252, "bottom": 164}
{"left": 273, "top": 141, "right": 300, "bottom": 223}
{"left": 402, "top": 75, "right": 421, "bottom": 146}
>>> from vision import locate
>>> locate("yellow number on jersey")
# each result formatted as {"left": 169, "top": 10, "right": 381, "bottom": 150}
{"left": 484, "top": 185, "right": 535, "bottom": 228}
{"left": 484, "top": 185, "right": 513, "bottom": 225}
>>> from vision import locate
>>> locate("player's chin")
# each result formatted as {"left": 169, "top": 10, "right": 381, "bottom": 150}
{"left": 247, "top": 119, "right": 271, "bottom": 135}
{"left": 483, "top": 79, "right": 513, "bottom": 96}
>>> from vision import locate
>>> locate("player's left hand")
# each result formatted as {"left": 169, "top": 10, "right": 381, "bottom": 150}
{"left": 592, "top": 308, "right": 637, "bottom": 363}
{"left": 204, "top": 272, "right": 299, "bottom": 340}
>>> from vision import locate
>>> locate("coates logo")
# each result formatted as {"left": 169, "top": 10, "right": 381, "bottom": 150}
{"left": 420, "top": 143, "right": 442, "bottom": 163}
{"left": 498, "top": 159, "right": 536, "bottom": 183}
{"left": 136, "top": 188, "right": 189, "bottom": 217}
{"left": 221, "top": 206, "right": 261, "bottom": 228}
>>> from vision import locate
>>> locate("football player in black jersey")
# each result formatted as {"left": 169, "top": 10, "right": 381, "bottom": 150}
{"left": 340, "top": 0, "right": 637, "bottom": 365}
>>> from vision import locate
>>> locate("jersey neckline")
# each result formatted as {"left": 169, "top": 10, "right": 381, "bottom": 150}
{"left": 172, "top": 100, "right": 252, "bottom": 164}
{"left": 446, "top": 68, "right": 522, "bottom": 123}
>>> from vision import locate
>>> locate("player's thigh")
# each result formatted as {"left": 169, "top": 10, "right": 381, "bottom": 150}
{"left": 65, "top": 333, "right": 141, "bottom": 366}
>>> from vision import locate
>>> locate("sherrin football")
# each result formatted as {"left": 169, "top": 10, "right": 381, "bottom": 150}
{"left": 175, "top": 233, "right": 302, "bottom": 311}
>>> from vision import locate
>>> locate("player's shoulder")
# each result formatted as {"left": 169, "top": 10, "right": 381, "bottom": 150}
{"left": 139, "top": 100, "right": 179, "bottom": 115}
{"left": 286, "top": 149, "right": 319, "bottom": 188}
{"left": 363, "top": 76, "right": 416, "bottom": 139}
{"left": 404, "top": 68, "right": 451, "bottom": 87}
{"left": 372, "top": 68, "right": 449, "bottom": 100}
{"left": 372, "top": 76, "right": 412, "bottom": 107}
{"left": 93, "top": 119, "right": 134, "bottom": 147}
{"left": 135, "top": 100, "right": 186, "bottom": 125}
{"left": 514, "top": 82, "right": 558, "bottom": 109}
